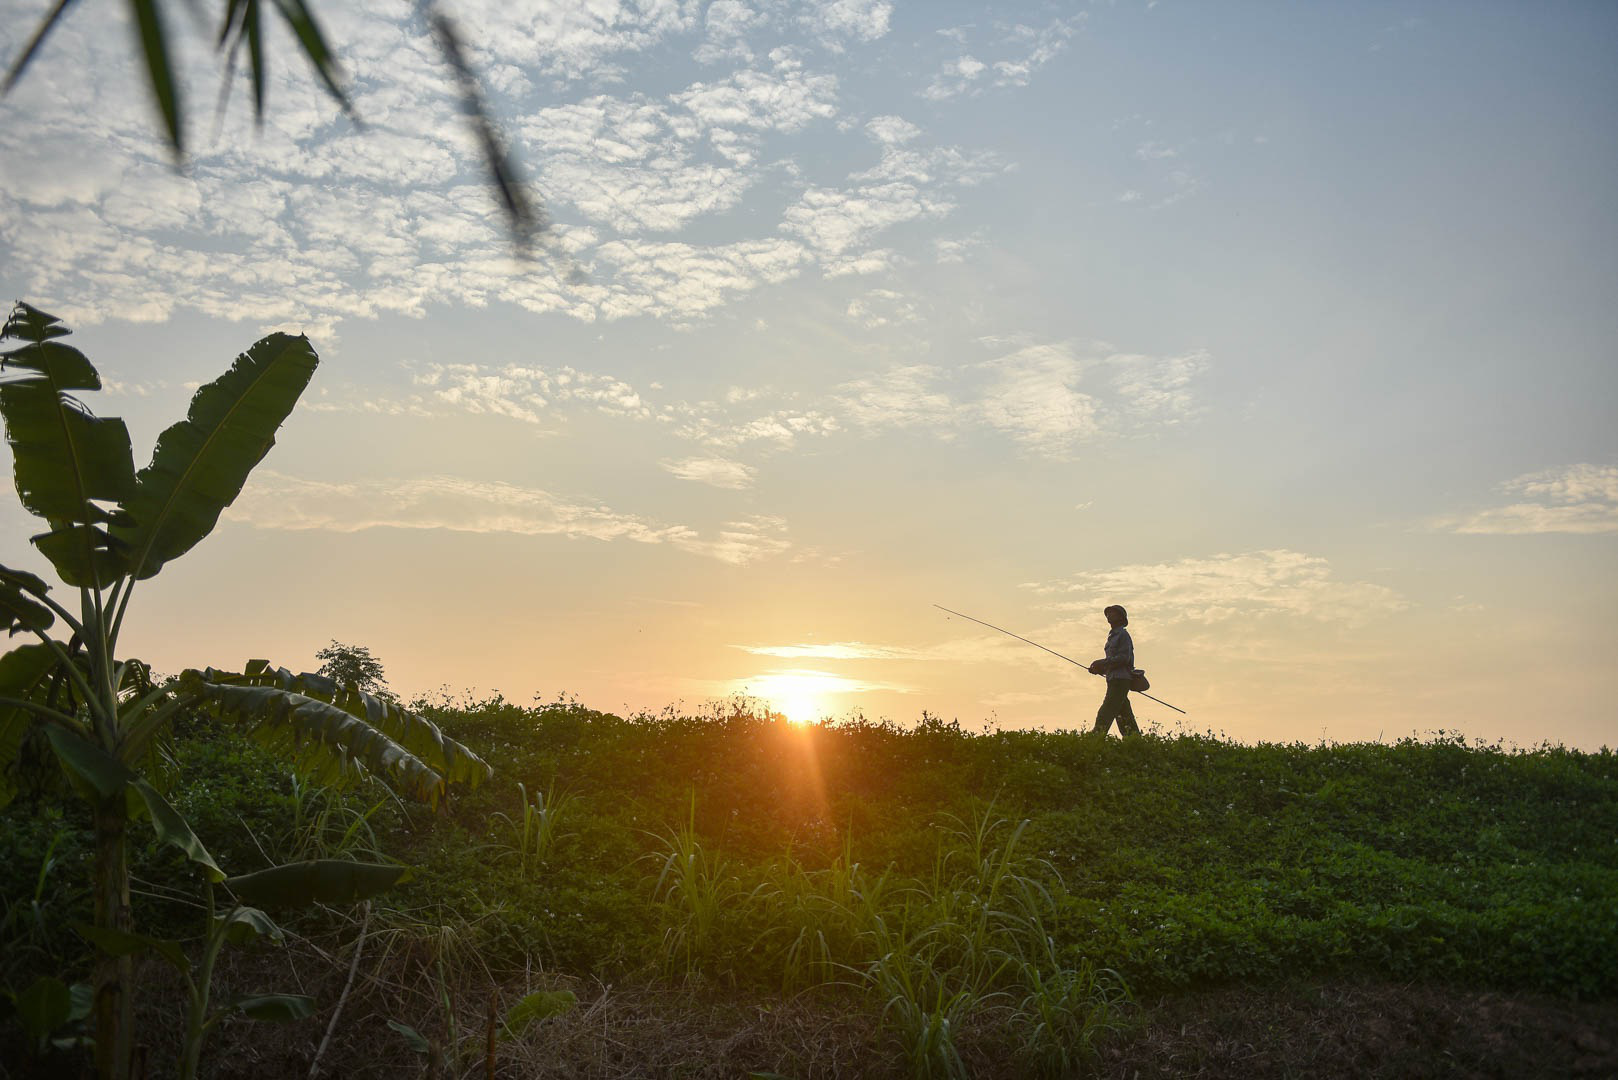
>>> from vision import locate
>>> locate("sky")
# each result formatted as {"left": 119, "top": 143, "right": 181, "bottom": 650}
{"left": 1, "top": 1, "right": 1615, "bottom": 749}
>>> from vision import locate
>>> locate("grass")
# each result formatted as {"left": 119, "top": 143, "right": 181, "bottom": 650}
{"left": 2, "top": 696, "right": 1615, "bottom": 1075}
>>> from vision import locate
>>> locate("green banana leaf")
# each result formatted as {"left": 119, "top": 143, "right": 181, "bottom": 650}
{"left": 74, "top": 922, "right": 191, "bottom": 974}
{"left": 214, "top": 905, "right": 284, "bottom": 947}
{"left": 1, "top": 304, "right": 137, "bottom": 587}
{"left": 224, "top": 859, "right": 409, "bottom": 909}
{"left": 114, "top": 332, "right": 318, "bottom": 581}
{"left": 184, "top": 671, "right": 459, "bottom": 806}
{"left": 0, "top": 643, "right": 80, "bottom": 808}
{"left": 226, "top": 993, "right": 316, "bottom": 1022}
{"left": 0, "top": 564, "right": 56, "bottom": 636}
{"left": 190, "top": 665, "right": 490, "bottom": 797}
{"left": 42, "top": 726, "right": 224, "bottom": 881}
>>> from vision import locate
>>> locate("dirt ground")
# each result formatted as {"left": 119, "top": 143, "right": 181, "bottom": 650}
{"left": 5, "top": 977, "right": 1615, "bottom": 1078}
{"left": 1099, "top": 982, "right": 1618, "bottom": 1080}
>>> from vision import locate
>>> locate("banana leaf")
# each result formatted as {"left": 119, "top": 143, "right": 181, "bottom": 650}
{"left": 113, "top": 333, "right": 317, "bottom": 581}
{"left": 1, "top": 304, "right": 137, "bottom": 587}
{"left": 224, "top": 859, "right": 409, "bottom": 909}
{"left": 183, "top": 670, "right": 479, "bottom": 807}
{"left": 195, "top": 665, "right": 490, "bottom": 791}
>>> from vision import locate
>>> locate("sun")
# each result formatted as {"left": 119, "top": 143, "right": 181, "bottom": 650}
{"left": 778, "top": 693, "right": 821, "bottom": 726}
{"left": 747, "top": 670, "right": 841, "bottom": 726}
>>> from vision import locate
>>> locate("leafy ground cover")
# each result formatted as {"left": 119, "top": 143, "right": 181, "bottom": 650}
{"left": 3, "top": 695, "right": 1615, "bottom": 1076}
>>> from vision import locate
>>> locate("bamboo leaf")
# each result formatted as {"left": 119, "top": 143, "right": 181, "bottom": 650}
{"left": 1, "top": 0, "right": 82, "bottom": 96}
{"left": 128, "top": 0, "right": 182, "bottom": 156}
{"left": 270, "top": 0, "right": 353, "bottom": 119}
{"left": 224, "top": 859, "right": 409, "bottom": 910}
{"left": 113, "top": 333, "right": 318, "bottom": 581}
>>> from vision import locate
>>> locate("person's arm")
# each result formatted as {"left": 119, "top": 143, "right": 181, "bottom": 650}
{"left": 1101, "top": 629, "right": 1132, "bottom": 673}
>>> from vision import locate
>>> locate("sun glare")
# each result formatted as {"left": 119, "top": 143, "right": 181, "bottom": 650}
{"left": 746, "top": 670, "right": 847, "bottom": 726}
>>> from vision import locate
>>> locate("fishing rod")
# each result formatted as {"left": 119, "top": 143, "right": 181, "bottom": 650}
{"left": 934, "top": 603, "right": 1187, "bottom": 714}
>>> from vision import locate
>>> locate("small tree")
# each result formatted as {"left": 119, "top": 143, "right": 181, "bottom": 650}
{"left": 315, "top": 640, "right": 393, "bottom": 701}
{"left": 0, "top": 303, "right": 490, "bottom": 1080}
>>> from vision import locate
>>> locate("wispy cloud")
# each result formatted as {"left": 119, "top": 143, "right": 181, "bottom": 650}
{"left": 0, "top": 6, "right": 994, "bottom": 334}
{"left": 977, "top": 343, "right": 1097, "bottom": 457}
{"left": 1023, "top": 550, "right": 1408, "bottom": 627}
{"left": 660, "top": 456, "right": 757, "bottom": 489}
{"left": 734, "top": 641, "right": 931, "bottom": 660}
{"left": 921, "top": 18, "right": 1079, "bottom": 100}
{"left": 227, "top": 471, "right": 791, "bottom": 564}
{"left": 413, "top": 362, "right": 651, "bottom": 422}
{"left": 837, "top": 363, "right": 963, "bottom": 431}
{"left": 1108, "top": 349, "right": 1211, "bottom": 424}
{"left": 1433, "top": 464, "right": 1618, "bottom": 535}
{"left": 672, "top": 405, "right": 842, "bottom": 451}
{"left": 832, "top": 341, "right": 1210, "bottom": 458}
{"left": 735, "top": 668, "right": 915, "bottom": 698}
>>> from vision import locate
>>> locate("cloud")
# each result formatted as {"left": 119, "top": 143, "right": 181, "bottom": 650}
{"left": 1023, "top": 550, "right": 1408, "bottom": 627}
{"left": 977, "top": 344, "right": 1098, "bottom": 457}
{"left": 846, "top": 289, "right": 922, "bottom": 327}
{"left": 837, "top": 364, "right": 962, "bottom": 430}
{"left": 781, "top": 182, "right": 954, "bottom": 257}
{"left": 0, "top": 6, "right": 995, "bottom": 334}
{"left": 830, "top": 340, "right": 1208, "bottom": 456}
{"left": 799, "top": 0, "right": 894, "bottom": 46}
{"left": 734, "top": 641, "right": 931, "bottom": 660}
{"left": 413, "top": 362, "right": 651, "bottom": 422}
{"left": 1108, "top": 349, "right": 1211, "bottom": 424}
{"left": 736, "top": 668, "right": 915, "bottom": 699}
{"left": 1433, "top": 464, "right": 1618, "bottom": 535}
{"left": 920, "top": 18, "right": 1078, "bottom": 100}
{"left": 521, "top": 58, "right": 839, "bottom": 233}
{"left": 673, "top": 406, "right": 841, "bottom": 451}
{"left": 661, "top": 456, "right": 757, "bottom": 489}
{"left": 227, "top": 471, "right": 791, "bottom": 564}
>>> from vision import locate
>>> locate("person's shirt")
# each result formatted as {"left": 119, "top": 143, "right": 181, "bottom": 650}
{"left": 1104, "top": 625, "right": 1134, "bottom": 680}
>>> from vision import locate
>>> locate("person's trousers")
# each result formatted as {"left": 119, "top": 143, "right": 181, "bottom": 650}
{"left": 1092, "top": 678, "right": 1139, "bottom": 736}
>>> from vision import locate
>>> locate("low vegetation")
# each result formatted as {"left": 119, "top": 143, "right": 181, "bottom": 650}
{"left": 2, "top": 693, "right": 1615, "bottom": 1077}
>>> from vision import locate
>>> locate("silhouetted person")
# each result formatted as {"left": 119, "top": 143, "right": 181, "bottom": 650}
{"left": 1088, "top": 605, "right": 1139, "bottom": 737}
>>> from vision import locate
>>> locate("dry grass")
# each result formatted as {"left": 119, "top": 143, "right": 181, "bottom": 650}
{"left": 77, "top": 942, "right": 1612, "bottom": 1080}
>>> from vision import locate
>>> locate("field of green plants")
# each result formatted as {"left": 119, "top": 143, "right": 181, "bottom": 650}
{"left": 4, "top": 692, "right": 1615, "bottom": 1078}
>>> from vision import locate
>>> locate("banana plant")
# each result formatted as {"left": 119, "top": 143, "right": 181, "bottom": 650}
{"left": 80, "top": 859, "right": 413, "bottom": 1079}
{"left": 0, "top": 302, "right": 491, "bottom": 1080}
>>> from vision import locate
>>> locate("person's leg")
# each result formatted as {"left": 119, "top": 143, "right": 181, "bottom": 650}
{"left": 1116, "top": 690, "right": 1139, "bottom": 737}
{"left": 1091, "top": 685, "right": 1116, "bottom": 735}
{"left": 1093, "top": 680, "right": 1128, "bottom": 735}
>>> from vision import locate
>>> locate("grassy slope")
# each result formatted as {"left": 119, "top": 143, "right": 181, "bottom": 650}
{"left": 3, "top": 698, "right": 1616, "bottom": 1076}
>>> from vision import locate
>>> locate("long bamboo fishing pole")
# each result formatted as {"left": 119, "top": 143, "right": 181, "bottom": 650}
{"left": 934, "top": 603, "right": 1187, "bottom": 714}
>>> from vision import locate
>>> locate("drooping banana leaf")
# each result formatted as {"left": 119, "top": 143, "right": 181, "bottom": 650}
{"left": 224, "top": 858, "right": 409, "bottom": 909}
{"left": 200, "top": 664, "right": 490, "bottom": 789}
{"left": 183, "top": 669, "right": 483, "bottom": 807}
{"left": 0, "top": 643, "right": 63, "bottom": 807}
{"left": 0, "top": 564, "right": 56, "bottom": 636}
{"left": 1, "top": 304, "right": 137, "bottom": 587}
{"left": 113, "top": 333, "right": 318, "bottom": 581}
{"left": 42, "top": 726, "right": 225, "bottom": 881}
